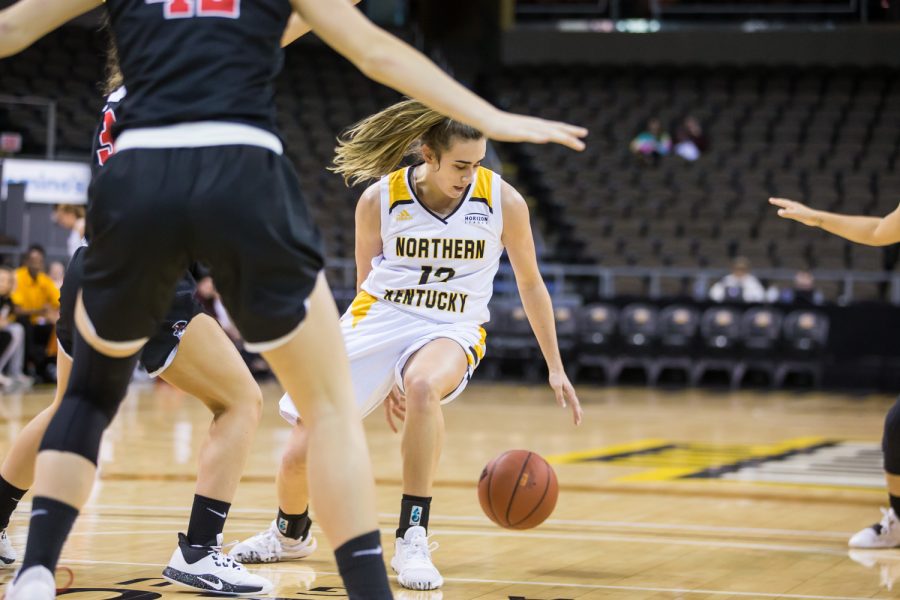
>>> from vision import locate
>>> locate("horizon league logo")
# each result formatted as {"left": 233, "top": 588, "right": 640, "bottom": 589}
{"left": 63, "top": 578, "right": 351, "bottom": 598}
{"left": 464, "top": 212, "right": 489, "bottom": 225}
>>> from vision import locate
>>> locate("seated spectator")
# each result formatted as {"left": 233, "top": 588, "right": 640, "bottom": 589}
{"left": 48, "top": 260, "right": 65, "bottom": 290}
{"left": 52, "top": 204, "right": 87, "bottom": 258}
{"left": 12, "top": 245, "right": 60, "bottom": 382}
{"left": 0, "top": 266, "right": 29, "bottom": 390}
{"left": 709, "top": 257, "right": 766, "bottom": 303}
{"left": 630, "top": 118, "right": 671, "bottom": 165}
{"left": 766, "top": 269, "right": 825, "bottom": 305}
{"left": 674, "top": 116, "right": 708, "bottom": 162}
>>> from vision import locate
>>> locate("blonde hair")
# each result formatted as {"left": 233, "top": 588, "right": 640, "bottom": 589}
{"left": 54, "top": 204, "right": 86, "bottom": 219}
{"left": 102, "top": 17, "right": 124, "bottom": 95}
{"left": 330, "top": 99, "right": 483, "bottom": 186}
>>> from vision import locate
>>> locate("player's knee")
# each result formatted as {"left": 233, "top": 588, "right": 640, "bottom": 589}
{"left": 40, "top": 392, "right": 115, "bottom": 465}
{"left": 403, "top": 375, "right": 441, "bottom": 411}
{"left": 885, "top": 397, "right": 900, "bottom": 475}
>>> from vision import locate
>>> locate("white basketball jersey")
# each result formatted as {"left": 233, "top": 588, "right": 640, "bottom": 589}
{"left": 360, "top": 165, "right": 504, "bottom": 324}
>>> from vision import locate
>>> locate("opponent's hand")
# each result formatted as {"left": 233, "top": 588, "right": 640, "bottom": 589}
{"left": 549, "top": 370, "right": 583, "bottom": 426}
{"left": 485, "top": 111, "right": 588, "bottom": 152}
{"left": 384, "top": 385, "right": 406, "bottom": 434}
{"left": 769, "top": 197, "right": 822, "bottom": 227}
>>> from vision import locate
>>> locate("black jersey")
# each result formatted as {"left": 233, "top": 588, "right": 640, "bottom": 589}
{"left": 104, "top": 0, "right": 290, "bottom": 136}
{"left": 91, "top": 86, "right": 127, "bottom": 177}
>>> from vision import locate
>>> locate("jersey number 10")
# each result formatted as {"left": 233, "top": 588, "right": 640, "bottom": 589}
{"left": 146, "top": 0, "right": 241, "bottom": 19}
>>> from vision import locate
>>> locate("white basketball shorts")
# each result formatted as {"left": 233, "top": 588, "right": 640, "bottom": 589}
{"left": 279, "top": 291, "right": 487, "bottom": 425}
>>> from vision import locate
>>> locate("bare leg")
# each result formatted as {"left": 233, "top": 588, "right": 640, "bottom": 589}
{"left": 261, "top": 274, "right": 377, "bottom": 549}
{"left": 278, "top": 424, "right": 311, "bottom": 514}
{"left": 0, "top": 347, "right": 72, "bottom": 491}
{"left": 400, "top": 339, "right": 467, "bottom": 497}
{"left": 160, "top": 313, "right": 261, "bottom": 502}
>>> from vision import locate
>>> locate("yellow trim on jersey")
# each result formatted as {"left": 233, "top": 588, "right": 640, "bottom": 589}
{"left": 388, "top": 169, "right": 413, "bottom": 213}
{"left": 468, "top": 326, "right": 488, "bottom": 366}
{"left": 471, "top": 167, "right": 494, "bottom": 210}
{"left": 349, "top": 291, "right": 378, "bottom": 328}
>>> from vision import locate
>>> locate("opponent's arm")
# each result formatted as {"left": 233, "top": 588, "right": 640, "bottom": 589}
{"left": 502, "top": 183, "right": 583, "bottom": 426}
{"left": 290, "top": 0, "right": 587, "bottom": 151}
{"left": 281, "top": 0, "right": 361, "bottom": 47}
{"left": 0, "top": 0, "right": 101, "bottom": 58}
{"left": 770, "top": 197, "right": 900, "bottom": 246}
{"left": 354, "top": 183, "right": 383, "bottom": 293}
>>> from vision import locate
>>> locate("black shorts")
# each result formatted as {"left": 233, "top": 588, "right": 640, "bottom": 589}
{"left": 58, "top": 246, "right": 204, "bottom": 375}
{"left": 83, "top": 144, "right": 323, "bottom": 348}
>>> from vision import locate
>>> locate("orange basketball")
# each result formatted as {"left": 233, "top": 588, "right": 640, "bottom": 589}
{"left": 477, "top": 449, "right": 558, "bottom": 529}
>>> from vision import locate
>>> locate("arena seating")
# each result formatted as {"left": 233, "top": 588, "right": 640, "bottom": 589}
{"left": 486, "top": 300, "right": 829, "bottom": 388}
{"left": 496, "top": 65, "right": 900, "bottom": 301}
{"left": 3, "top": 30, "right": 899, "bottom": 294}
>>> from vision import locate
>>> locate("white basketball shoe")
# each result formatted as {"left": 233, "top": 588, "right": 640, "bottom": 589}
{"left": 3, "top": 566, "right": 55, "bottom": 599}
{"left": 162, "top": 533, "right": 273, "bottom": 596}
{"left": 391, "top": 526, "right": 443, "bottom": 590}
{"left": 850, "top": 508, "right": 900, "bottom": 549}
{"left": 230, "top": 521, "right": 317, "bottom": 564}
{"left": 0, "top": 529, "right": 17, "bottom": 566}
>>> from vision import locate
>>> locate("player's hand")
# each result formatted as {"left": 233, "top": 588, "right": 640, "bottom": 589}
{"left": 384, "top": 385, "right": 406, "bottom": 434}
{"left": 769, "top": 198, "right": 823, "bottom": 227}
{"left": 549, "top": 369, "right": 583, "bottom": 426}
{"left": 485, "top": 111, "right": 588, "bottom": 152}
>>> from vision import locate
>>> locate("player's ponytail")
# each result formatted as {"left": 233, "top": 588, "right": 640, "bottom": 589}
{"left": 101, "top": 17, "right": 124, "bottom": 95}
{"left": 331, "top": 99, "right": 482, "bottom": 186}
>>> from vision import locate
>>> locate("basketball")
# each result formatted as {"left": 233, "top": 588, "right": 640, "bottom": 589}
{"left": 478, "top": 450, "right": 558, "bottom": 530}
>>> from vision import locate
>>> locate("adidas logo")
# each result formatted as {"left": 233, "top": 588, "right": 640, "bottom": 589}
{"left": 396, "top": 209, "right": 413, "bottom": 222}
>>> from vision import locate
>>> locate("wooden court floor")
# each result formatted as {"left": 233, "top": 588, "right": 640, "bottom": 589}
{"left": 0, "top": 381, "right": 898, "bottom": 599}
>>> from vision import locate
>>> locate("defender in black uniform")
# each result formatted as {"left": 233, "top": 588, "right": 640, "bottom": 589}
{"left": 0, "top": 76, "right": 277, "bottom": 594}
{"left": 0, "top": 0, "right": 586, "bottom": 598}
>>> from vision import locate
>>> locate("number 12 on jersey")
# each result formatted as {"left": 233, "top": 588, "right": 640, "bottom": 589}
{"left": 146, "top": 0, "right": 240, "bottom": 19}
{"left": 419, "top": 266, "right": 456, "bottom": 285}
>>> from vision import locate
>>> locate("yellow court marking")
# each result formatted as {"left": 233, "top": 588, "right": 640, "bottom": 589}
{"left": 546, "top": 438, "right": 672, "bottom": 465}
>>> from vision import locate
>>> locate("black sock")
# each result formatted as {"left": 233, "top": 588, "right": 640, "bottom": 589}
{"left": 186, "top": 494, "right": 230, "bottom": 546}
{"left": 890, "top": 494, "right": 900, "bottom": 519}
{"left": 334, "top": 530, "right": 392, "bottom": 600}
{"left": 19, "top": 496, "right": 79, "bottom": 576}
{"left": 0, "top": 475, "right": 27, "bottom": 531}
{"left": 277, "top": 507, "right": 311, "bottom": 541}
{"left": 397, "top": 494, "right": 431, "bottom": 539}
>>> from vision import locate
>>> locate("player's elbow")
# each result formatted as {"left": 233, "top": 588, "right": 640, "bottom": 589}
{"left": 869, "top": 222, "right": 900, "bottom": 246}
{"left": 355, "top": 40, "right": 401, "bottom": 84}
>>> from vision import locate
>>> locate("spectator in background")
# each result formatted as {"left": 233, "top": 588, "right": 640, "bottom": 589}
{"left": 0, "top": 266, "right": 29, "bottom": 390}
{"left": 47, "top": 260, "right": 65, "bottom": 290}
{"left": 766, "top": 269, "right": 825, "bottom": 305}
{"left": 709, "top": 257, "right": 766, "bottom": 303}
{"left": 630, "top": 118, "right": 671, "bottom": 165}
{"left": 674, "top": 116, "right": 708, "bottom": 162}
{"left": 12, "top": 245, "right": 59, "bottom": 382}
{"left": 51, "top": 204, "right": 86, "bottom": 258}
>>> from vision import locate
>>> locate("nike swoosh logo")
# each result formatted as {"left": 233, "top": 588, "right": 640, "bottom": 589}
{"left": 206, "top": 508, "right": 228, "bottom": 519}
{"left": 31, "top": 509, "right": 48, "bottom": 517}
{"left": 197, "top": 576, "right": 224, "bottom": 591}
{"left": 352, "top": 546, "right": 383, "bottom": 558}
{"left": 11, "top": 497, "right": 22, "bottom": 502}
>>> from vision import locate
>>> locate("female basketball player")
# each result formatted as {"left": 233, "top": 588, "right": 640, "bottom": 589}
{"left": 0, "top": 49, "right": 274, "bottom": 597}
{"left": 0, "top": 1, "right": 585, "bottom": 598}
{"left": 770, "top": 196, "right": 900, "bottom": 549}
{"left": 231, "top": 99, "right": 584, "bottom": 591}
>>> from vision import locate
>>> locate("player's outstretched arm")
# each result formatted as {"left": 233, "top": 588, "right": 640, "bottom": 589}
{"left": 502, "top": 182, "right": 583, "bottom": 426}
{"left": 770, "top": 197, "right": 900, "bottom": 246}
{"left": 0, "top": 0, "right": 101, "bottom": 58}
{"left": 290, "top": 0, "right": 587, "bottom": 151}
{"left": 281, "top": 0, "right": 361, "bottom": 47}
